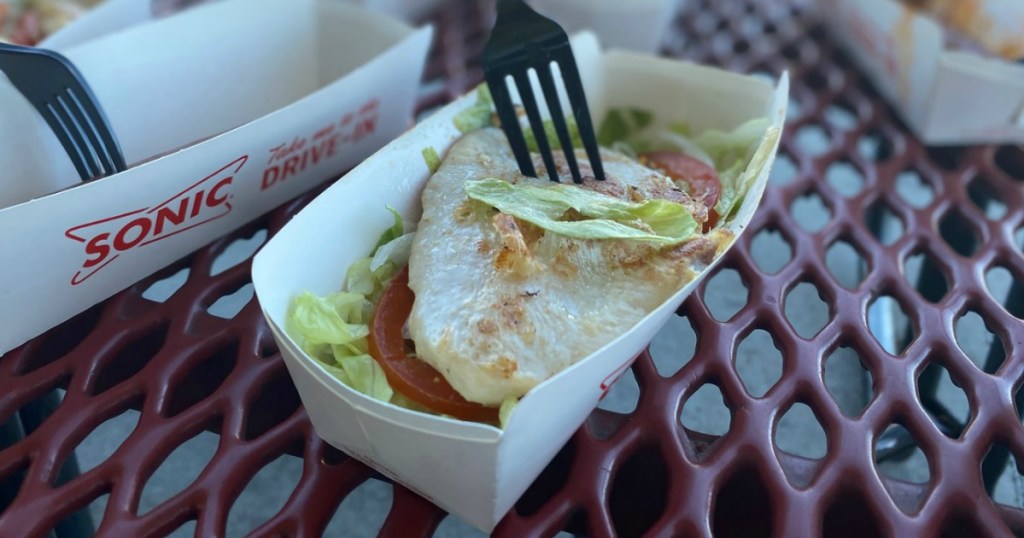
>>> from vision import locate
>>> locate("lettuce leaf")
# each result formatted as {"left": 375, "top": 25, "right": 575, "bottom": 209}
{"left": 465, "top": 178, "right": 697, "bottom": 246}
{"left": 453, "top": 85, "right": 494, "bottom": 133}
{"left": 499, "top": 397, "right": 518, "bottom": 429}
{"left": 524, "top": 116, "right": 582, "bottom": 152}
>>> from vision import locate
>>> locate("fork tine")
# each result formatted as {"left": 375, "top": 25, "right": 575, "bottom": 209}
{"left": 60, "top": 89, "right": 111, "bottom": 176}
{"left": 53, "top": 94, "right": 102, "bottom": 179}
{"left": 487, "top": 71, "right": 536, "bottom": 178}
{"left": 64, "top": 87, "right": 120, "bottom": 176}
{"left": 67, "top": 84, "right": 127, "bottom": 173}
{"left": 43, "top": 102, "right": 93, "bottom": 180}
{"left": 535, "top": 61, "right": 583, "bottom": 184}
{"left": 512, "top": 69, "right": 559, "bottom": 182}
{"left": 554, "top": 52, "right": 605, "bottom": 181}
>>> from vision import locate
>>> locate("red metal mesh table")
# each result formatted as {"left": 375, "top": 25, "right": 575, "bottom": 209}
{"left": 2, "top": 0, "right": 1024, "bottom": 536}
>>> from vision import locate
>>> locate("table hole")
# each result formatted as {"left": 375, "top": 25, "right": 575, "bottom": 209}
{"left": 954, "top": 310, "right": 1006, "bottom": 375}
{"left": 824, "top": 346, "right": 874, "bottom": 417}
{"left": 324, "top": 479, "right": 393, "bottom": 538}
{"left": 515, "top": 441, "right": 574, "bottom": 517}
{"left": 62, "top": 407, "right": 141, "bottom": 480}
{"left": 781, "top": 42, "right": 805, "bottom": 62}
{"left": 226, "top": 453, "right": 302, "bottom": 538}
{"left": 926, "top": 146, "right": 964, "bottom": 172}
{"left": 0, "top": 460, "right": 29, "bottom": 513}
{"left": 916, "top": 361, "right": 970, "bottom": 439}
{"left": 142, "top": 267, "right": 190, "bottom": 304}
{"left": 211, "top": 229, "right": 267, "bottom": 277}
{"left": 826, "top": 240, "right": 868, "bottom": 290}
{"left": 982, "top": 444, "right": 1024, "bottom": 509}
{"left": 733, "top": 39, "right": 750, "bottom": 55}
{"left": 597, "top": 366, "right": 639, "bottom": 414}
{"left": 858, "top": 128, "right": 895, "bottom": 162}
{"left": 750, "top": 228, "right": 793, "bottom": 274}
{"left": 712, "top": 465, "right": 773, "bottom": 537}
{"left": 939, "top": 208, "right": 980, "bottom": 258}
{"left": 785, "top": 281, "right": 831, "bottom": 338}
{"left": 138, "top": 430, "right": 218, "bottom": 515}
{"left": 763, "top": 21, "right": 777, "bottom": 34}
{"left": 775, "top": 402, "right": 828, "bottom": 459}
{"left": 164, "top": 340, "right": 238, "bottom": 417}
{"left": 680, "top": 384, "right": 732, "bottom": 437}
{"left": 794, "top": 124, "right": 831, "bottom": 157}
{"left": 1, "top": 379, "right": 68, "bottom": 436}
{"left": 14, "top": 304, "right": 103, "bottom": 376}
{"left": 787, "top": 97, "right": 802, "bottom": 121}
{"left": 242, "top": 371, "right": 301, "bottom": 441}
{"left": 986, "top": 265, "right": 1023, "bottom": 319}
{"left": 802, "top": 68, "right": 830, "bottom": 92}
{"left": 822, "top": 487, "right": 884, "bottom": 536}
{"left": 207, "top": 282, "right": 255, "bottom": 320}
{"left": 650, "top": 315, "right": 697, "bottom": 377}
{"left": 994, "top": 145, "right": 1024, "bottom": 181}
{"left": 895, "top": 169, "right": 935, "bottom": 209}
{"left": 50, "top": 491, "right": 109, "bottom": 538}
{"left": 865, "top": 199, "right": 905, "bottom": 247}
{"left": 968, "top": 176, "right": 1008, "bottom": 221}
{"left": 702, "top": 268, "right": 748, "bottom": 322}
{"left": 735, "top": 329, "right": 783, "bottom": 398}
{"left": 875, "top": 423, "right": 932, "bottom": 514}
{"left": 790, "top": 191, "right": 832, "bottom": 234}
{"left": 89, "top": 323, "right": 169, "bottom": 395}
{"left": 826, "top": 160, "right": 865, "bottom": 198}
{"left": 609, "top": 444, "right": 669, "bottom": 537}
{"left": 770, "top": 152, "right": 797, "bottom": 186}
{"left": 903, "top": 250, "right": 950, "bottom": 303}
{"left": 867, "top": 295, "right": 914, "bottom": 356}
{"left": 824, "top": 101, "right": 858, "bottom": 131}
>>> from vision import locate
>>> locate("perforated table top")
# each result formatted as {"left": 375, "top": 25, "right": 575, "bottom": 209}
{"left": 2, "top": 0, "right": 1024, "bottom": 536}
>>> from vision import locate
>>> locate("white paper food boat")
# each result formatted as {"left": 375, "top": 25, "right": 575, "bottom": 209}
{"left": 252, "top": 34, "right": 788, "bottom": 532}
{"left": 0, "top": 0, "right": 432, "bottom": 355}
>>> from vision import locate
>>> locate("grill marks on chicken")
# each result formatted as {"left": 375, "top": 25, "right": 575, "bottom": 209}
{"left": 406, "top": 128, "right": 732, "bottom": 405}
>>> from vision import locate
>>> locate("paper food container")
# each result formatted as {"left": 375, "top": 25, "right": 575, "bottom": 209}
{"left": 530, "top": 0, "right": 683, "bottom": 54}
{"left": 0, "top": 0, "right": 433, "bottom": 355}
{"left": 341, "top": 0, "right": 450, "bottom": 22}
{"left": 251, "top": 33, "right": 788, "bottom": 532}
{"left": 821, "top": 0, "right": 1024, "bottom": 146}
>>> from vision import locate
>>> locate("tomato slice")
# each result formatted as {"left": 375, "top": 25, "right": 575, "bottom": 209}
{"left": 640, "top": 151, "right": 721, "bottom": 232}
{"left": 369, "top": 267, "right": 499, "bottom": 422}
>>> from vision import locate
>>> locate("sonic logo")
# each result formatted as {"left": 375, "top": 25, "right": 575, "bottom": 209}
{"left": 64, "top": 156, "right": 248, "bottom": 285}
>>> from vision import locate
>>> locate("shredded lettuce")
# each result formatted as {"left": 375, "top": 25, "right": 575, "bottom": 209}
{"left": 524, "top": 116, "right": 582, "bottom": 152}
{"left": 422, "top": 147, "right": 441, "bottom": 173}
{"left": 453, "top": 85, "right": 494, "bottom": 133}
{"left": 465, "top": 178, "right": 697, "bottom": 246}
{"left": 597, "top": 107, "right": 771, "bottom": 225}
{"left": 287, "top": 219, "right": 411, "bottom": 404}
{"left": 499, "top": 397, "right": 518, "bottom": 429}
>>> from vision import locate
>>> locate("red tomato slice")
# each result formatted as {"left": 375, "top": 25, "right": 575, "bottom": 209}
{"left": 641, "top": 151, "right": 721, "bottom": 232}
{"left": 369, "top": 267, "right": 500, "bottom": 423}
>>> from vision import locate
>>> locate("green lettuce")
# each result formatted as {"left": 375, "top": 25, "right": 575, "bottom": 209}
{"left": 524, "top": 116, "right": 582, "bottom": 152}
{"left": 287, "top": 217, "right": 412, "bottom": 404}
{"left": 465, "top": 178, "right": 697, "bottom": 246}
{"left": 597, "top": 107, "right": 771, "bottom": 224}
{"left": 453, "top": 85, "right": 494, "bottom": 133}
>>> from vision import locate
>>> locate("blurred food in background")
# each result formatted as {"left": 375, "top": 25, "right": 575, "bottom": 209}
{"left": 900, "top": 0, "right": 1024, "bottom": 60}
{"left": 0, "top": 0, "right": 101, "bottom": 45}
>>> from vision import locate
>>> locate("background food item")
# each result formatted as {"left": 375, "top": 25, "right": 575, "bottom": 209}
{"left": 0, "top": 0, "right": 98, "bottom": 45}
{"left": 900, "top": 0, "right": 1024, "bottom": 59}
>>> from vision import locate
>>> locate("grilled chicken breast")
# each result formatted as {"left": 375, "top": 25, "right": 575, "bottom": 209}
{"left": 407, "top": 128, "right": 732, "bottom": 405}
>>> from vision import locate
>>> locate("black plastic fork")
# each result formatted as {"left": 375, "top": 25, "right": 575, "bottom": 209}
{"left": 482, "top": 0, "right": 605, "bottom": 184}
{"left": 0, "top": 43, "right": 126, "bottom": 182}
